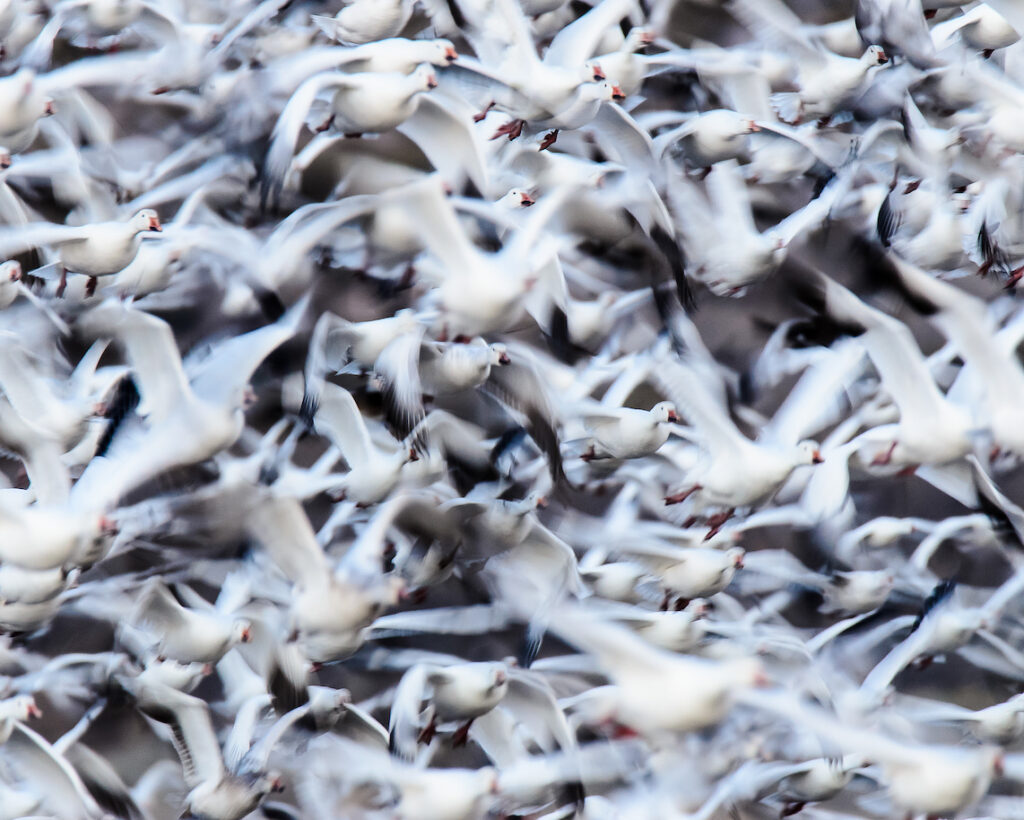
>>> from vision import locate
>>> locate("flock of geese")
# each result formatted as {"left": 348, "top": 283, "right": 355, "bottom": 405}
{"left": 2, "top": 0, "right": 1024, "bottom": 817}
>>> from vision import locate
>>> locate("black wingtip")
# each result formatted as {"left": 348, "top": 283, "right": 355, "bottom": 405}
{"left": 911, "top": 580, "right": 956, "bottom": 632}
{"left": 651, "top": 225, "right": 696, "bottom": 314}
{"left": 96, "top": 374, "right": 141, "bottom": 457}
{"left": 298, "top": 392, "right": 318, "bottom": 430}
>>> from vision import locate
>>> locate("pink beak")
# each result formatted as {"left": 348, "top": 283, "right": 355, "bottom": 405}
{"left": 99, "top": 515, "right": 119, "bottom": 536}
{"left": 43, "top": 99, "right": 55, "bottom": 116}
{"left": 444, "top": 46, "right": 458, "bottom": 63}
{"left": 519, "top": 192, "right": 534, "bottom": 207}
{"left": 27, "top": 702, "right": 42, "bottom": 718}
{"left": 8, "top": 263, "right": 20, "bottom": 282}
{"left": 666, "top": 410, "right": 680, "bottom": 423}
{"left": 611, "top": 85, "right": 626, "bottom": 102}
{"left": 148, "top": 214, "right": 162, "bottom": 232}
{"left": 592, "top": 64, "right": 606, "bottom": 81}
{"left": 426, "top": 73, "right": 438, "bottom": 90}
{"left": 812, "top": 450, "right": 824, "bottom": 464}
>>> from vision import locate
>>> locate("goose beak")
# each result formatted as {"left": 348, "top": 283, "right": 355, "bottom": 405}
{"left": 535, "top": 496, "right": 548, "bottom": 509}
{"left": 147, "top": 214, "right": 162, "bottom": 232}
{"left": 7, "top": 263, "right": 20, "bottom": 281}
{"left": 640, "top": 30, "right": 655, "bottom": 45}
{"left": 876, "top": 48, "right": 889, "bottom": 64}
{"left": 519, "top": 192, "right": 534, "bottom": 207}
{"left": 444, "top": 46, "right": 458, "bottom": 63}
{"left": 99, "top": 515, "right": 120, "bottom": 536}
{"left": 495, "top": 669, "right": 507, "bottom": 685}
{"left": 240, "top": 626, "right": 252, "bottom": 643}
{"left": 272, "top": 777, "right": 286, "bottom": 793}
{"left": 592, "top": 64, "right": 606, "bottom": 81}
{"left": 27, "top": 702, "right": 42, "bottom": 719}
{"left": 732, "top": 552, "right": 745, "bottom": 569}
{"left": 202, "top": 664, "right": 214, "bottom": 676}
{"left": 0, "top": 153, "right": 10, "bottom": 171}
{"left": 426, "top": 73, "right": 439, "bottom": 90}
{"left": 812, "top": 450, "right": 824, "bottom": 464}
{"left": 498, "top": 350, "right": 511, "bottom": 364}
{"left": 43, "top": 98, "right": 55, "bottom": 116}
{"left": 611, "top": 85, "right": 626, "bottom": 102}
{"left": 408, "top": 447, "right": 420, "bottom": 462}
{"left": 666, "top": 410, "right": 680, "bottom": 423}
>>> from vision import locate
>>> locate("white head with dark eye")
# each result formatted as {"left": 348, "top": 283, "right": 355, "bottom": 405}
{"left": 428, "top": 39, "right": 458, "bottom": 65}
{"left": 651, "top": 401, "right": 679, "bottom": 424}
{"left": 489, "top": 343, "right": 510, "bottom": 366}
{"left": 133, "top": 209, "right": 162, "bottom": 233}
{"left": 797, "top": 440, "right": 824, "bottom": 465}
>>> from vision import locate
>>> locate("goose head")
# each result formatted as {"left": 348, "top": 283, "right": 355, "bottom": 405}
{"left": 489, "top": 343, "right": 511, "bottom": 366}
{"left": 650, "top": 401, "right": 680, "bottom": 425}
{"left": 796, "top": 440, "right": 824, "bottom": 464}
{"left": 411, "top": 63, "right": 439, "bottom": 92}
{"left": 131, "top": 208, "right": 162, "bottom": 234}
{"left": 497, "top": 188, "right": 534, "bottom": 209}
{"left": 423, "top": 39, "right": 458, "bottom": 66}
{"left": 862, "top": 44, "right": 889, "bottom": 67}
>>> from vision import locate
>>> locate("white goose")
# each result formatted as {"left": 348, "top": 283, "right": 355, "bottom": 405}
{"left": 262, "top": 66, "right": 438, "bottom": 205}
{"left": 311, "top": 0, "right": 415, "bottom": 45}
{"left": 0, "top": 209, "right": 161, "bottom": 297}
{"left": 244, "top": 492, "right": 407, "bottom": 662}
{"left": 656, "top": 356, "right": 823, "bottom": 523}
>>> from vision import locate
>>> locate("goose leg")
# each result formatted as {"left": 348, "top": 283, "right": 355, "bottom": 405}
{"left": 665, "top": 485, "right": 701, "bottom": 505}
{"left": 85, "top": 276, "right": 98, "bottom": 297}
{"left": 451, "top": 719, "right": 474, "bottom": 746}
{"left": 473, "top": 101, "right": 494, "bottom": 122}
{"left": 540, "top": 130, "right": 559, "bottom": 151}
{"left": 55, "top": 265, "right": 67, "bottom": 298}
{"left": 417, "top": 714, "right": 437, "bottom": 745}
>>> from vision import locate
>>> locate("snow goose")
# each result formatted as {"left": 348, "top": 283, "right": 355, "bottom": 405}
{"left": 902, "top": 691, "right": 1024, "bottom": 743}
{"left": 664, "top": 160, "right": 845, "bottom": 296}
{"left": 580, "top": 401, "right": 678, "bottom": 461}
{"left": 791, "top": 262, "right": 976, "bottom": 470}
{"left": 304, "top": 381, "right": 420, "bottom": 506}
{"left": 265, "top": 39, "right": 458, "bottom": 99}
{"left": 0, "top": 69, "right": 55, "bottom": 153}
{"left": 244, "top": 492, "right": 407, "bottom": 662}
{"left": 441, "top": 0, "right": 632, "bottom": 141}
{"left": 70, "top": 296, "right": 304, "bottom": 511}
{"left": 388, "top": 659, "right": 513, "bottom": 759}
{"left": 130, "top": 580, "right": 252, "bottom": 665}
{"left": 730, "top": 0, "right": 890, "bottom": 124}
{"left": 396, "top": 175, "right": 574, "bottom": 338}
{"left": 878, "top": 248, "right": 1024, "bottom": 461}
{"left": 587, "top": 26, "right": 654, "bottom": 97}
{"left": 550, "top": 606, "right": 766, "bottom": 736}
{"left": 655, "top": 356, "right": 823, "bottom": 527}
{"left": 0, "top": 208, "right": 161, "bottom": 297}
{"left": 746, "top": 691, "right": 1002, "bottom": 818}
{"left": 261, "top": 66, "right": 438, "bottom": 206}
{"left": 311, "top": 0, "right": 415, "bottom": 45}
{"left": 117, "top": 680, "right": 286, "bottom": 820}
{"left": 0, "top": 719, "right": 108, "bottom": 819}
{"left": 854, "top": 0, "right": 938, "bottom": 67}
